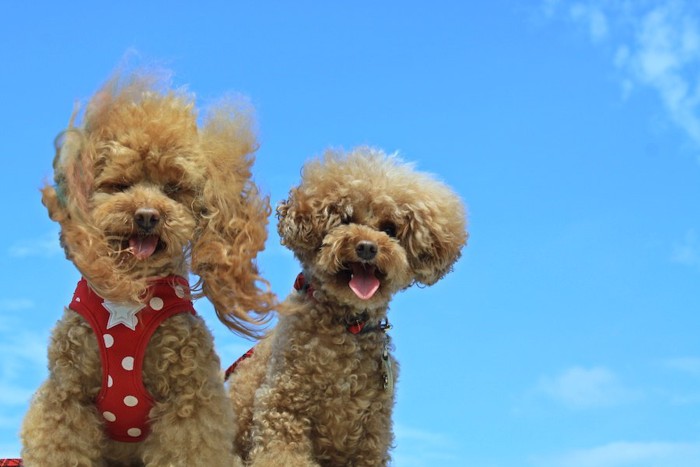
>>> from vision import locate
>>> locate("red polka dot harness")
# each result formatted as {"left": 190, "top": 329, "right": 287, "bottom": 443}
{"left": 69, "top": 276, "right": 196, "bottom": 443}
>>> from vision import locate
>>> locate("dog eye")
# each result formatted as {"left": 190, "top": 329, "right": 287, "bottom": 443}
{"left": 164, "top": 183, "right": 181, "bottom": 195}
{"left": 164, "top": 183, "right": 191, "bottom": 198}
{"left": 100, "top": 182, "right": 131, "bottom": 193}
{"left": 379, "top": 221, "right": 397, "bottom": 238}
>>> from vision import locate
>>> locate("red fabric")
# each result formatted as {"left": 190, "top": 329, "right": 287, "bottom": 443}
{"left": 0, "top": 459, "right": 22, "bottom": 466}
{"left": 346, "top": 321, "right": 367, "bottom": 334}
{"left": 224, "top": 347, "right": 255, "bottom": 381}
{"left": 293, "top": 271, "right": 315, "bottom": 299}
{"left": 293, "top": 272, "right": 306, "bottom": 292}
{"left": 69, "top": 276, "right": 195, "bottom": 443}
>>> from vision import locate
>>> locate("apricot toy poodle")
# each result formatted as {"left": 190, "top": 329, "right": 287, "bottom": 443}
{"left": 228, "top": 147, "right": 468, "bottom": 466}
{"left": 21, "top": 71, "right": 274, "bottom": 466}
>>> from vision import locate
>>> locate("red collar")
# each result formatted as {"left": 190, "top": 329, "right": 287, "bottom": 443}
{"left": 225, "top": 274, "right": 391, "bottom": 382}
{"left": 293, "top": 272, "right": 391, "bottom": 335}
{"left": 293, "top": 271, "right": 314, "bottom": 298}
{"left": 346, "top": 316, "right": 392, "bottom": 335}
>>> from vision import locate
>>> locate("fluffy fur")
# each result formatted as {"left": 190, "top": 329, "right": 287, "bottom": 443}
{"left": 228, "top": 147, "right": 468, "bottom": 466}
{"left": 21, "top": 71, "right": 274, "bottom": 466}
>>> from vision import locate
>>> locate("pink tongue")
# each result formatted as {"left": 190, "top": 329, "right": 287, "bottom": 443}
{"left": 129, "top": 235, "right": 159, "bottom": 260}
{"left": 349, "top": 264, "right": 380, "bottom": 300}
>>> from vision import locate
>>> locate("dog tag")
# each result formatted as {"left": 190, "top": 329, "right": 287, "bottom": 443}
{"left": 381, "top": 344, "right": 394, "bottom": 393}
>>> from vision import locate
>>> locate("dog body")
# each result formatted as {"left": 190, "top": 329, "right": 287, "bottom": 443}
{"left": 21, "top": 72, "right": 273, "bottom": 466}
{"left": 229, "top": 147, "right": 467, "bottom": 466}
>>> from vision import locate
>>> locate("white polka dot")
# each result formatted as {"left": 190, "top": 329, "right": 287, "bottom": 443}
{"left": 103, "top": 411, "right": 116, "bottom": 422}
{"left": 123, "top": 395, "right": 139, "bottom": 407}
{"left": 122, "top": 356, "right": 134, "bottom": 371}
{"left": 76, "top": 297, "right": 81, "bottom": 302}
{"left": 149, "top": 296, "right": 163, "bottom": 310}
{"left": 127, "top": 428, "right": 142, "bottom": 438}
{"left": 174, "top": 285, "right": 185, "bottom": 298}
{"left": 107, "top": 375, "right": 113, "bottom": 388}
{"left": 103, "top": 334, "right": 114, "bottom": 348}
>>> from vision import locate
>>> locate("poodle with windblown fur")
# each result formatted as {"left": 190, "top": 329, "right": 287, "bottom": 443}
{"left": 228, "top": 147, "right": 468, "bottom": 466}
{"left": 21, "top": 71, "right": 274, "bottom": 466}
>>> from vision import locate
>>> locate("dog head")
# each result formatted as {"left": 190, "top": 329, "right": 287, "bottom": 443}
{"left": 41, "top": 71, "right": 274, "bottom": 336}
{"left": 277, "top": 147, "right": 467, "bottom": 309}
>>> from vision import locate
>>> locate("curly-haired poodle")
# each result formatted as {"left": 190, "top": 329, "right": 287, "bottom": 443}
{"left": 228, "top": 147, "right": 468, "bottom": 466}
{"left": 21, "top": 71, "right": 274, "bottom": 466}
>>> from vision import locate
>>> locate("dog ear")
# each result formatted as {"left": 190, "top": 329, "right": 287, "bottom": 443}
{"left": 41, "top": 76, "right": 161, "bottom": 303}
{"left": 191, "top": 103, "right": 276, "bottom": 338}
{"left": 47, "top": 112, "right": 95, "bottom": 213}
{"left": 275, "top": 189, "right": 328, "bottom": 263}
{"left": 404, "top": 183, "right": 468, "bottom": 286}
{"left": 43, "top": 126, "right": 140, "bottom": 299}
{"left": 41, "top": 184, "right": 67, "bottom": 224}
{"left": 276, "top": 152, "right": 355, "bottom": 262}
{"left": 42, "top": 125, "right": 95, "bottom": 258}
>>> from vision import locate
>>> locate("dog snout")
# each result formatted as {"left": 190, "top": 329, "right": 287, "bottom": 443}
{"left": 134, "top": 208, "right": 161, "bottom": 231}
{"left": 355, "top": 241, "right": 378, "bottom": 261}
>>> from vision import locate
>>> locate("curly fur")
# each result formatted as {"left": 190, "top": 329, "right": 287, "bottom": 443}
{"left": 228, "top": 147, "right": 468, "bottom": 466}
{"left": 22, "top": 70, "right": 274, "bottom": 466}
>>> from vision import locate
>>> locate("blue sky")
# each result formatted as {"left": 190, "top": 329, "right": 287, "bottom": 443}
{"left": 2, "top": 1, "right": 700, "bottom": 465}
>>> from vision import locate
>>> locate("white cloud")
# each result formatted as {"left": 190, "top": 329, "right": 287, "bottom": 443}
{"left": 8, "top": 231, "right": 62, "bottom": 258}
{"left": 535, "top": 440, "right": 700, "bottom": 467}
{"left": 544, "top": 1, "right": 700, "bottom": 152}
{"left": 0, "top": 299, "right": 34, "bottom": 312}
{"left": 392, "top": 424, "right": 457, "bottom": 467}
{"left": 542, "top": 0, "right": 562, "bottom": 19}
{"left": 0, "top": 384, "right": 35, "bottom": 407}
{"left": 651, "top": 357, "right": 700, "bottom": 405}
{"left": 537, "top": 366, "right": 637, "bottom": 409}
{"left": 620, "top": 3, "right": 700, "bottom": 145}
{"left": 0, "top": 332, "right": 48, "bottom": 405}
{"left": 661, "top": 356, "right": 700, "bottom": 376}
{"left": 0, "top": 332, "right": 47, "bottom": 460}
{"left": 570, "top": 3, "right": 609, "bottom": 42}
{"left": 671, "top": 229, "right": 699, "bottom": 266}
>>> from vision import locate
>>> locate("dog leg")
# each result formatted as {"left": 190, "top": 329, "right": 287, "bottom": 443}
{"left": 21, "top": 312, "right": 106, "bottom": 466}
{"left": 21, "top": 380, "right": 106, "bottom": 466}
{"left": 141, "top": 315, "right": 241, "bottom": 467}
{"left": 231, "top": 351, "right": 321, "bottom": 466}
{"left": 249, "top": 448, "right": 319, "bottom": 467}
{"left": 246, "top": 404, "right": 319, "bottom": 467}
{"left": 143, "top": 398, "right": 242, "bottom": 467}
{"left": 228, "top": 338, "right": 273, "bottom": 461}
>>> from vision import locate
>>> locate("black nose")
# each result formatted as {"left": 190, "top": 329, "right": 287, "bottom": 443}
{"left": 134, "top": 208, "right": 160, "bottom": 231}
{"left": 356, "top": 241, "right": 378, "bottom": 261}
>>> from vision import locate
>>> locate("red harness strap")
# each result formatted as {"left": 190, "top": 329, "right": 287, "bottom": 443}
{"left": 224, "top": 347, "right": 255, "bottom": 381}
{"left": 69, "top": 276, "right": 196, "bottom": 442}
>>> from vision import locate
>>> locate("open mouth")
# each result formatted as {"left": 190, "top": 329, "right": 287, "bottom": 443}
{"left": 342, "top": 262, "right": 382, "bottom": 300}
{"left": 126, "top": 234, "right": 164, "bottom": 260}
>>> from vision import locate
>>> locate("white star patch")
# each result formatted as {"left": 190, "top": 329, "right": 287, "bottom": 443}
{"left": 102, "top": 300, "right": 146, "bottom": 331}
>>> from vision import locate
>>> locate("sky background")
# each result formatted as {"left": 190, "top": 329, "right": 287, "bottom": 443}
{"left": 2, "top": 1, "right": 700, "bottom": 466}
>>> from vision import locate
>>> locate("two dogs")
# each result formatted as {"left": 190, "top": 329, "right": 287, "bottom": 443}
{"left": 22, "top": 71, "right": 467, "bottom": 466}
